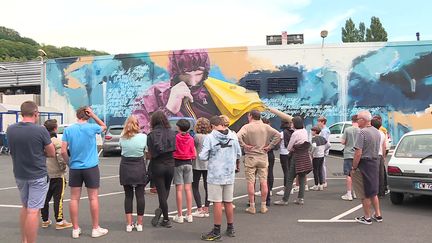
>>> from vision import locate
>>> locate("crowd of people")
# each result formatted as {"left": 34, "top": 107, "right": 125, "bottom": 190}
{"left": 7, "top": 101, "right": 387, "bottom": 242}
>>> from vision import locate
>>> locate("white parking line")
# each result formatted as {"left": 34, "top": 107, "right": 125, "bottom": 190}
{"left": 0, "top": 186, "right": 18, "bottom": 191}
{"left": 330, "top": 204, "right": 363, "bottom": 220}
{"left": 298, "top": 203, "right": 363, "bottom": 223}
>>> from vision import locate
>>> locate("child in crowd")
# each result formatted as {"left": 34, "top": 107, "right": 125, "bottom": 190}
{"left": 199, "top": 116, "right": 242, "bottom": 241}
{"left": 192, "top": 118, "right": 212, "bottom": 218}
{"left": 173, "top": 119, "right": 196, "bottom": 223}
{"left": 41, "top": 119, "right": 73, "bottom": 230}
{"left": 310, "top": 126, "right": 330, "bottom": 191}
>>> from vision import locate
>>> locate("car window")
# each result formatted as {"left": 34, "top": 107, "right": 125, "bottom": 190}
{"left": 395, "top": 134, "right": 432, "bottom": 158}
{"left": 329, "top": 124, "right": 343, "bottom": 134}
{"left": 108, "top": 127, "right": 123, "bottom": 135}
{"left": 342, "top": 123, "right": 352, "bottom": 133}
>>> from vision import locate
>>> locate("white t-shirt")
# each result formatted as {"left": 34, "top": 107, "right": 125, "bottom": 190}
{"left": 279, "top": 131, "right": 289, "bottom": 155}
{"left": 378, "top": 130, "right": 386, "bottom": 156}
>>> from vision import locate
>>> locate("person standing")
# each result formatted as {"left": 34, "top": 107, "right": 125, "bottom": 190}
{"left": 199, "top": 116, "right": 242, "bottom": 241}
{"left": 147, "top": 111, "right": 176, "bottom": 228}
{"left": 317, "top": 116, "right": 330, "bottom": 188}
{"left": 41, "top": 119, "right": 73, "bottom": 230}
{"left": 237, "top": 110, "right": 281, "bottom": 214}
{"left": 310, "top": 126, "right": 329, "bottom": 191}
{"left": 172, "top": 119, "right": 196, "bottom": 224}
{"left": 262, "top": 118, "right": 276, "bottom": 206}
{"left": 371, "top": 118, "right": 387, "bottom": 197}
{"left": 274, "top": 116, "right": 312, "bottom": 206}
{"left": 352, "top": 110, "right": 383, "bottom": 225}
{"left": 61, "top": 106, "right": 108, "bottom": 239}
{"left": 192, "top": 117, "right": 212, "bottom": 218}
{"left": 119, "top": 115, "right": 147, "bottom": 232}
{"left": 341, "top": 115, "right": 360, "bottom": 201}
{"left": 7, "top": 101, "right": 55, "bottom": 243}
{"left": 276, "top": 119, "right": 293, "bottom": 196}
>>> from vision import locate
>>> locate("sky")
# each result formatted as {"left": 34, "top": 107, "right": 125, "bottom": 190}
{"left": 1, "top": 0, "right": 431, "bottom": 54}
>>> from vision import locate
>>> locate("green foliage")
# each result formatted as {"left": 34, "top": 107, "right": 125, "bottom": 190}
{"left": 366, "top": 17, "right": 388, "bottom": 42}
{"left": 342, "top": 17, "right": 387, "bottom": 43}
{"left": 341, "top": 18, "right": 358, "bottom": 42}
{"left": 0, "top": 26, "right": 109, "bottom": 61}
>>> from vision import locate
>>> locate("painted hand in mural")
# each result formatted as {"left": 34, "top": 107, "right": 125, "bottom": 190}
{"left": 166, "top": 81, "right": 194, "bottom": 114}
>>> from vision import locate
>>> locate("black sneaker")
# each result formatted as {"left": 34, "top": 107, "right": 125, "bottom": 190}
{"left": 159, "top": 219, "right": 172, "bottom": 228}
{"left": 151, "top": 208, "right": 162, "bottom": 227}
{"left": 201, "top": 229, "right": 222, "bottom": 241}
{"left": 355, "top": 216, "right": 372, "bottom": 225}
{"left": 371, "top": 214, "right": 383, "bottom": 223}
{"left": 225, "top": 228, "right": 235, "bottom": 237}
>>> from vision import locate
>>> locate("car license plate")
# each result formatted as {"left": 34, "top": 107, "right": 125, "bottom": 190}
{"left": 414, "top": 182, "right": 432, "bottom": 190}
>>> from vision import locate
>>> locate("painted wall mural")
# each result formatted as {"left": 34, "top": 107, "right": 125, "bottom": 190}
{"left": 45, "top": 41, "right": 432, "bottom": 144}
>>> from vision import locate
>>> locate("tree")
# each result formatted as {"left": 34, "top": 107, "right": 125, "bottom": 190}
{"left": 366, "top": 17, "right": 388, "bottom": 42}
{"left": 341, "top": 18, "right": 358, "bottom": 42}
{"left": 357, "top": 22, "right": 366, "bottom": 42}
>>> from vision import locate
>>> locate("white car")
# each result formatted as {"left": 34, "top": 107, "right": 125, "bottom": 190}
{"left": 387, "top": 129, "right": 432, "bottom": 204}
{"left": 57, "top": 124, "right": 103, "bottom": 146}
{"left": 328, "top": 121, "right": 392, "bottom": 152}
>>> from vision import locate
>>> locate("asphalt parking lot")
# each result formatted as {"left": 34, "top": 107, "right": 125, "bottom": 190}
{"left": 0, "top": 152, "right": 431, "bottom": 243}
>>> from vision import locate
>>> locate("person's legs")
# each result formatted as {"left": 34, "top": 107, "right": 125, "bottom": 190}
{"left": 282, "top": 157, "right": 297, "bottom": 202}
{"left": 258, "top": 167, "right": 268, "bottom": 210}
{"left": 266, "top": 152, "right": 275, "bottom": 204}
{"left": 20, "top": 207, "right": 28, "bottom": 242}
{"left": 371, "top": 195, "right": 382, "bottom": 217}
{"left": 245, "top": 166, "right": 257, "bottom": 208}
{"left": 202, "top": 171, "right": 209, "bottom": 209}
{"left": 175, "top": 184, "right": 184, "bottom": 217}
{"left": 135, "top": 184, "right": 145, "bottom": 225}
{"left": 192, "top": 169, "right": 202, "bottom": 209}
{"left": 69, "top": 187, "right": 82, "bottom": 230}
{"left": 24, "top": 208, "right": 41, "bottom": 243}
{"left": 25, "top": 176, "right": 49, "bottom": 243}
{"left": 322, "top": 157, "right": 327, "bottom": 185}
{"left": 52, "top": 177, "right": 65, "bottom": 222}
{"left": 317, "top": 158, "right": 324, "bottom": 185}
{"left": 361, "top": 198, "right": 372, "bottom": 218}
{"left": 123, "top": 185, "right": 134, "bottom": 226}
{"left": 41, "top": 181, "right": 54, "bottom": 222}
{"left": 312, "top": 158, "right": 319, "bottom": 186}
{"left": 378, "top": 156, "right": 385, "bottom": 197}
{"left": 213, "top": 202, "right": 223, "bottom": 226}
{"left": 297, "top": 173, "right": 306, "bottom": 199}
{"left": 87, "top": 188, "right": 100, "bottom": 229}
{"left": 184, "top": 184, "right": 193, "bottom": 216}
{"left": 153, "top": 174, "right": 168, "bottom": 220}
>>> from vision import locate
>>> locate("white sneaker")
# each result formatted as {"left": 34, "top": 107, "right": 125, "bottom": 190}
{"left": 192, "top": 210, "right": 206, "bottom": 218}
{"left": 126, "top": 224, "right": 134, "bottom": 232}
{"left": 172, "top": 215, "right": 184, "bottom": 223}
{"left": 319, "top": 185, "right": 324, "bottom": 191}
{"left": 341, "top": 193, "right": 353, "bottom": 201}
{"left": 304, "top": 185, "right": 309, "bottom": 191}
{"left": 91, "top": 227, "right": 108, "bottom": 238}
{"left": 310, "top": 185, "right": 319, "bottom": 191}
{"left": 135, "top": 224, "right": 143, "bottom": 232}
{"left": 72, "top": 228, "right": 81, "bottom": 239}
{"left": 276, "top": 190, "right": 285, "bottom": 196}
{"left": 323, "top": 182, "right": 328, "bottom": 188}
{"left": 352, "top": 191, "right": 357, "bottom": 199}
{"left": 254, "top": 191, "right": 261, "bottom": 196}
{"left": 184, "top": 214, "right": 193, "bottom": 223}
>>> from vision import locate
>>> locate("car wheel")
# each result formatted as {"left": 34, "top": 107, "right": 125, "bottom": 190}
{"left": 390, "top": 191, "right": 404, "bottom": 205}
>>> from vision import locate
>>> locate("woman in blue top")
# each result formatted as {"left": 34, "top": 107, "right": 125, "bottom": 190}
{"left": 119, "top": 115, "right": 147, "bottom": 232}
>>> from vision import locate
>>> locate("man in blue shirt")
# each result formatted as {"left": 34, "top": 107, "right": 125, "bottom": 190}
{"left": 61, "top": 107, "right": 107, "bottom": 239}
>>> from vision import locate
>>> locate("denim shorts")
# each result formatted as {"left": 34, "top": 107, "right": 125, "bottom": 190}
{"left": 15, "top": 176, "right": 49, "bottom": 209}
{"left": 343, "top": 159, "right": 353, "bottom": 176}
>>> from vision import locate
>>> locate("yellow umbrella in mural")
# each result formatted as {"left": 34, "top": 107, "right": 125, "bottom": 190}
{"left": 204, "top": 77, "right": 265, "bottom": 125}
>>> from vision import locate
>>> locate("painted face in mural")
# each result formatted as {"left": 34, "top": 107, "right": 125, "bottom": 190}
{"left": 178, "top": 69, "right": 205, "bottom": 87}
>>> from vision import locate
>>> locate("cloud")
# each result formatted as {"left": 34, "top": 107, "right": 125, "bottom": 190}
{"left": 0, "top": 0, "right": 311, "bottom": 54}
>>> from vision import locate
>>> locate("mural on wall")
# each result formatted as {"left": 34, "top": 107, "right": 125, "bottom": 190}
{"left": 45, "top": 41, "right": 432, "bottom": 143}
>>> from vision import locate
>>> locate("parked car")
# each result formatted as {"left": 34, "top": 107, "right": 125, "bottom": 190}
{"left": 102, "top": 125, "right": 124, "bottom": 156}
{"left": 58, "top": 124, "right": 103, "bottom": 146}
{"left": 387, "top": 129, "right": 432, "bottom": 205}
{"left": 328, "top": 121, "right": 392, "bottom": 152}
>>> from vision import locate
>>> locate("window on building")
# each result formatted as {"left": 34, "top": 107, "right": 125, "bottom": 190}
{"left": 244, "top": 79, "right": 261, "bottom": 93}
{"left": 267, "top": 77, "right": 298, "bottom": 93}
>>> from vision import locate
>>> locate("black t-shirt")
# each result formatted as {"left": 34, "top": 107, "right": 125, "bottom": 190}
{"left": 7, "top": 122, "right": 52, "bottom": 180}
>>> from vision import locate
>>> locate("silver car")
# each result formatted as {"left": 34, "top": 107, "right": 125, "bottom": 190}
{"left": 102, "top": 125, "right": 124, "bottom": 157}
